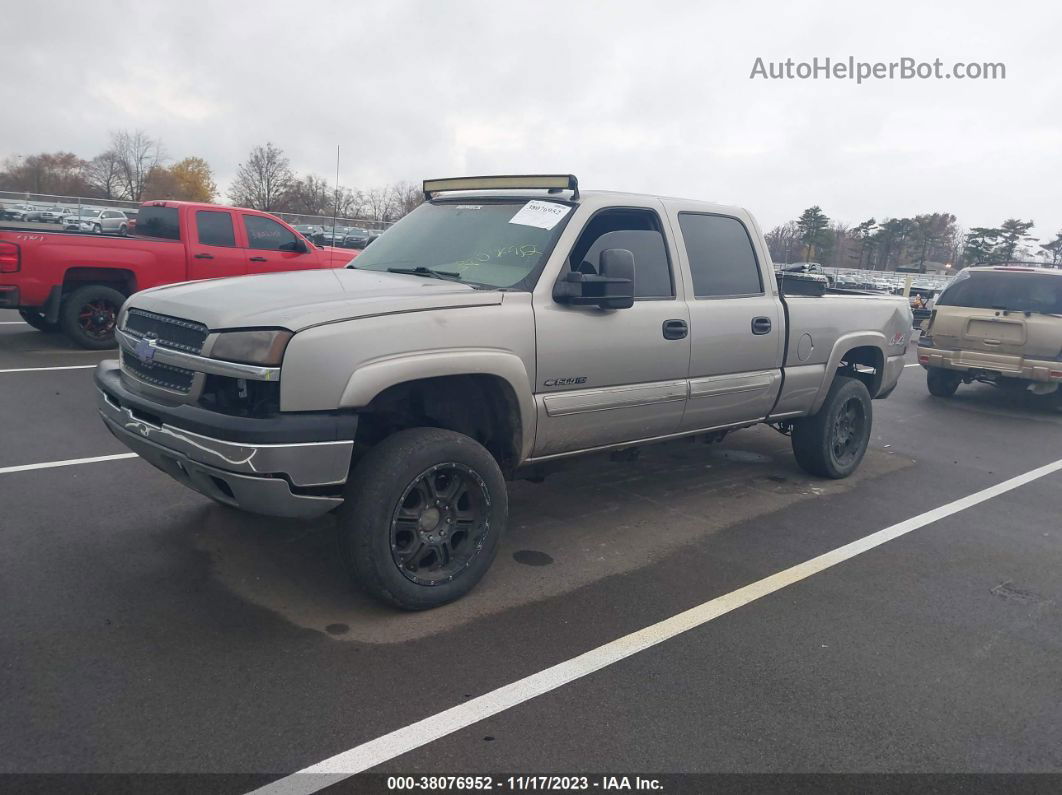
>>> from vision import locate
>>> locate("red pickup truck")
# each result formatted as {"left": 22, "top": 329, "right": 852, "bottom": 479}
{"left": 0, "top": 201, "right": 356, "bottom": 348}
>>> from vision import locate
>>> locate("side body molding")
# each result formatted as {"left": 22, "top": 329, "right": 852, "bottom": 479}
{"left": 810, "top": 331, "right": 888, "bottom": 413}
{"left": 339, "top": 348, "right": 537, "bottom": 462}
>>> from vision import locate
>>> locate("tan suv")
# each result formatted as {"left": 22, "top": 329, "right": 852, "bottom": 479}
{"left": 918, "top": 266, "right": 1062, "bottom": 401}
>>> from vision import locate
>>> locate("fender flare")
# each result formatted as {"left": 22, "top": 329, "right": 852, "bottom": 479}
{"left": 339, "top": 348, "right": 537, "bottom": 462}
{"left": 809, "top": 331, "right": 887, "bottom": 414}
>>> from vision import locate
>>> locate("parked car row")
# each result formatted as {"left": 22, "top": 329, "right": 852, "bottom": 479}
{"left": 292, "top": 223, "right": 382, "bottom": 249}
{"left": 1, "top": 202, "right": 136, "bottom": 235}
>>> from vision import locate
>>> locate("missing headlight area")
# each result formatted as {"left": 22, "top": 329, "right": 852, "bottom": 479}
{"left": 198, "top": 374, "right": 281, "bottom": 417}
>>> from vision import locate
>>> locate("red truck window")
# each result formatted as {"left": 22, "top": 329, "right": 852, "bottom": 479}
{"left": 245, "top": 215, "right": 299, "bottom": 252}
{"left": 196, "top": 211, "right": 237, "bottom": 247}
{"left": 136, "top": 207, "right": 181, "bottom": 241}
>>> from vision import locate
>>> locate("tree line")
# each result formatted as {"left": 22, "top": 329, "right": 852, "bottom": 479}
{"left": 0, "top": 133, "right": 422, "bottom": 223}
{"left": 767, "top": 207, "right": 1062, "bottom": 271}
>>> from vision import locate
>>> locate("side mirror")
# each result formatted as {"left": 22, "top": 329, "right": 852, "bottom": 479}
{"left": 291, "top": 238, "right": 309, "bottom": 254}
{"left": 553, "top": 248, "right": 636, "bottom": 310}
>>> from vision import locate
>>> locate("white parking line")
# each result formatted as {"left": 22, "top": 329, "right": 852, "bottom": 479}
{"left": 251, "top": 456, "right": 1062, "bottom": 795}
{"left": 0, "top": 453, "right": 137, "bottom": 475}
{"left": 0, "top": 321, "right": 27, "bottom": 325}
{"left": 904, "top": 363, "right": 921, "bottom": 368}
{"left": 0, "top": 365, "right": 97, "bottom": 373}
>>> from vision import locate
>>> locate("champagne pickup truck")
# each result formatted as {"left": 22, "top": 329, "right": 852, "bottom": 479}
{"left": 94, "top": 175, "right": 913, "bottom": 609}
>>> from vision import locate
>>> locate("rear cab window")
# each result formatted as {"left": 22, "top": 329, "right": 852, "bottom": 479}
{"left": 134, "top": 206, "right": 181, "bottom": 241}
{"left": 678, "top": 213, "right": 764, "bottom": 298}
{"left": 196, "top": 211, "right": 237, "bottom": 247}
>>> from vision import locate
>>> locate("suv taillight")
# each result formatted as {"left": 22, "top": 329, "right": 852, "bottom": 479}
{"left": 0, "top": 242, "right": 19, "bottom": 273}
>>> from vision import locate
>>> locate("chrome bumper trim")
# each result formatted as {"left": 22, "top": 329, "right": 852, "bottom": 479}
{"left": 115, "top": 327, "right": 281, "bottom": 382}
{"left": 97, "top": 387, "right": 352, "bottom": 488}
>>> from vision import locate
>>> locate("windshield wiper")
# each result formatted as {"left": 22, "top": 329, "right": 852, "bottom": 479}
{"left": 387, "top": 266, "right": 464, "bottom": 283}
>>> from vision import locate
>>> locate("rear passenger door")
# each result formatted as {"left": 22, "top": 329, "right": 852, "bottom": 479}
{"left": 242, "top": 214, "right": 321, "bottom": 272}
{"left": 670, "top": 207, "right": 784, "bottom": 432}
{"left": 187, "top": 209, "right": 247, "bottom": 281}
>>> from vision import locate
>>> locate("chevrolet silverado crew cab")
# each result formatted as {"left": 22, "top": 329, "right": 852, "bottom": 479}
{"left": 94, "top": 175, "right": 913, "bottom": 610}
{"left": 0, "top": 201, "right": 355, "bottom": 349}
{"left": 918, "top": 265, "right": 1062, "bottom": 402}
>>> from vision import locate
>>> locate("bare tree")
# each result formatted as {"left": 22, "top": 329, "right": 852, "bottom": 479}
{"left": 86, "top": 150, "right": 128, "bottom": 200}
{"left": 361, "top": 185, "right": 398, "bottom": 222}
{"left": 390, "top": 181, "right": 424, "bottom": 219}
{"left": 111, "top": 130, "right": 166, "bottom": 201}
{"left": 228, "top": 142, "right": 294, "bottom": 211}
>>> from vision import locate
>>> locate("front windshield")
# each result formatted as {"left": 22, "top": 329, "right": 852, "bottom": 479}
{"left": 351, "top": 199, "right": 572, "bottom": 289}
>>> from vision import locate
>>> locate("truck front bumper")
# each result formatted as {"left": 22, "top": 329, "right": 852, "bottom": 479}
{"left": 95, "top": 360, "right": 356, "bottom": 519}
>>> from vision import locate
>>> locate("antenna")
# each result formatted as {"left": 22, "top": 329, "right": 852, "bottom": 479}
{"left": 331, "top": 145, "right": 340, "bottom": 238}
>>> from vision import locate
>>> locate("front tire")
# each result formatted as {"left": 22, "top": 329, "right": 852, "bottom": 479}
{"left": 792, "top": 375, "right": 873, "bottom": 479}
{"left": 338, "top": 427, "right": 508, "bottom": 610}
{"left": 59, "top": 285, "right": 125, "bottom": 349}
{"left": 18, "top": 310, "right": 59, "bottom": 333}
{"left": 92, "top": 223, "right": 102, "bottom": 234}
{"left": 926, "top": 367, "right": 961, "bottom": 397}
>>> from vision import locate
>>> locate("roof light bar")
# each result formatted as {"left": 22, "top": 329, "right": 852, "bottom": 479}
{"left": 423, "top": 174, "right": 579, "bottom": 201}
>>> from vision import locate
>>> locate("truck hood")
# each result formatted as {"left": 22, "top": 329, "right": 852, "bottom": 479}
{"left": 130, "top": 268, "right": 502, "bottom": 331}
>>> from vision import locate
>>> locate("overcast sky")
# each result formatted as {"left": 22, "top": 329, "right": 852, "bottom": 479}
{"left": 3, "top": 0, "right": 1060, "bottom": 235}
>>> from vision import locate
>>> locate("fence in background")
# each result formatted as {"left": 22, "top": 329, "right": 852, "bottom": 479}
{"left": 0, "top": 190, "right": 393, "bottom": 232}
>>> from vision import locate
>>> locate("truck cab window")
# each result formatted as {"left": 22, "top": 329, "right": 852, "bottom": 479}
{"left": 135, "top": 206, "right": 181, "bottom": 241}
{"left": 245, "top": 215, "right": 299, "bottom": 251}
{"left": 679, "top": 213, "right": 763, "bottom": 298}
{"left": 568, "top": 209, "right": 673, "bottom": 299}
{"left": 196, "top": 211, "right": 236, "bottom": 247}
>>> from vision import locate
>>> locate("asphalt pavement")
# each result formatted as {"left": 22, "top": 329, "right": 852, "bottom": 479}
{"left": 1, "top": 308, "right": 1060, "bottom": 792}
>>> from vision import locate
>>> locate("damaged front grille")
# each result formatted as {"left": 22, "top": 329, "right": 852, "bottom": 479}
{"left": 124, "top": 309, "right": 208, "bottom": 353}
{"left": 120, "top": 309, "right": 209, "bottom": 393}
{"left": 120, "top": 350, "right": 195, "bottom": 393}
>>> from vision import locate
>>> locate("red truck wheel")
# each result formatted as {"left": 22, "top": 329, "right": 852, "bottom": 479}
{"left": 59, "top": 285, "right": 125, "bottom": 349}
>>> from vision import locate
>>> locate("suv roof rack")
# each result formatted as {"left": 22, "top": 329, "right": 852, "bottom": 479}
{"left": 423, "top": 174, "right": 579, "bottom": 201}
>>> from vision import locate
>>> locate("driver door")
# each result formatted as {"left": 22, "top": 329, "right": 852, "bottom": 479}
{"left": 532, "top": 205, "right": 690, "bottom": 458}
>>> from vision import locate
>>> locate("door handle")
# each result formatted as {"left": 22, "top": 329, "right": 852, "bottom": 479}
{"left": 249, "top": 256, "right": 267, "bottom": 262}
{"left": 662, "top": 319, "right": 689, "bottom": 340}
{"left": 751, "top": 316, "right": 772, "bottom": 335}
{"left": 193, "top": 253, "right": 214, "bottom": 259}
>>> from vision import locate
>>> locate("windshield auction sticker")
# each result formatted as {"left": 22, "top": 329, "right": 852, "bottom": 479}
{"left": 508, "top": 200, "right": 571, "bottom": 230}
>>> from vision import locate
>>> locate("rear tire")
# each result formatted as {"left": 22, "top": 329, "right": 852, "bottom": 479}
{"left": 59, "top": 285, "right": 125, "bottom": 349}
{"left": 792, "top": 375, "right": 872, "bottom": 479}
{"left": 337, "top": 427, "right": 507, "bottom": 610}
{"left": 118, "top": 224, "right": 128, "bottom": 236}
{"left": 18, "top": 310, "right": 59, "bottom": 333}
{"left": 926, "top": 367, "right": 961, "bottom": 397}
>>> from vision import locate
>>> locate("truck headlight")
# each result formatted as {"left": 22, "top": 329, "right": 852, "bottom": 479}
{"left": 210, "top": 330, "right": 293, "bottom": 366}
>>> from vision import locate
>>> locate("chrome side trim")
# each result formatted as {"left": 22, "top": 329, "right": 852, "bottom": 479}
{"left": 688, "top": 370, "right": 778, "bottom": 399}
{"left": 526, "top": 417, "right": 757, "bottom": 463}
{"left": 542, "top": 379, "right": 688, "bottom": 417}
{"left": 116, "top": 327, "right": 280, "bottom": 382}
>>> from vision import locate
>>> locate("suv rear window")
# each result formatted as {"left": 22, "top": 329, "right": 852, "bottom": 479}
{"left": 134, "top": 206, "right": 181, "bottom": 241}
{"left": 938, "top": 271, "right": 1062, "bottom": 315}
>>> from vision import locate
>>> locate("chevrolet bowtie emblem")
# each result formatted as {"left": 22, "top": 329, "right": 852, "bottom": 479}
{"left": 133, "top": 336, "right": 157, "bottom": 363}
